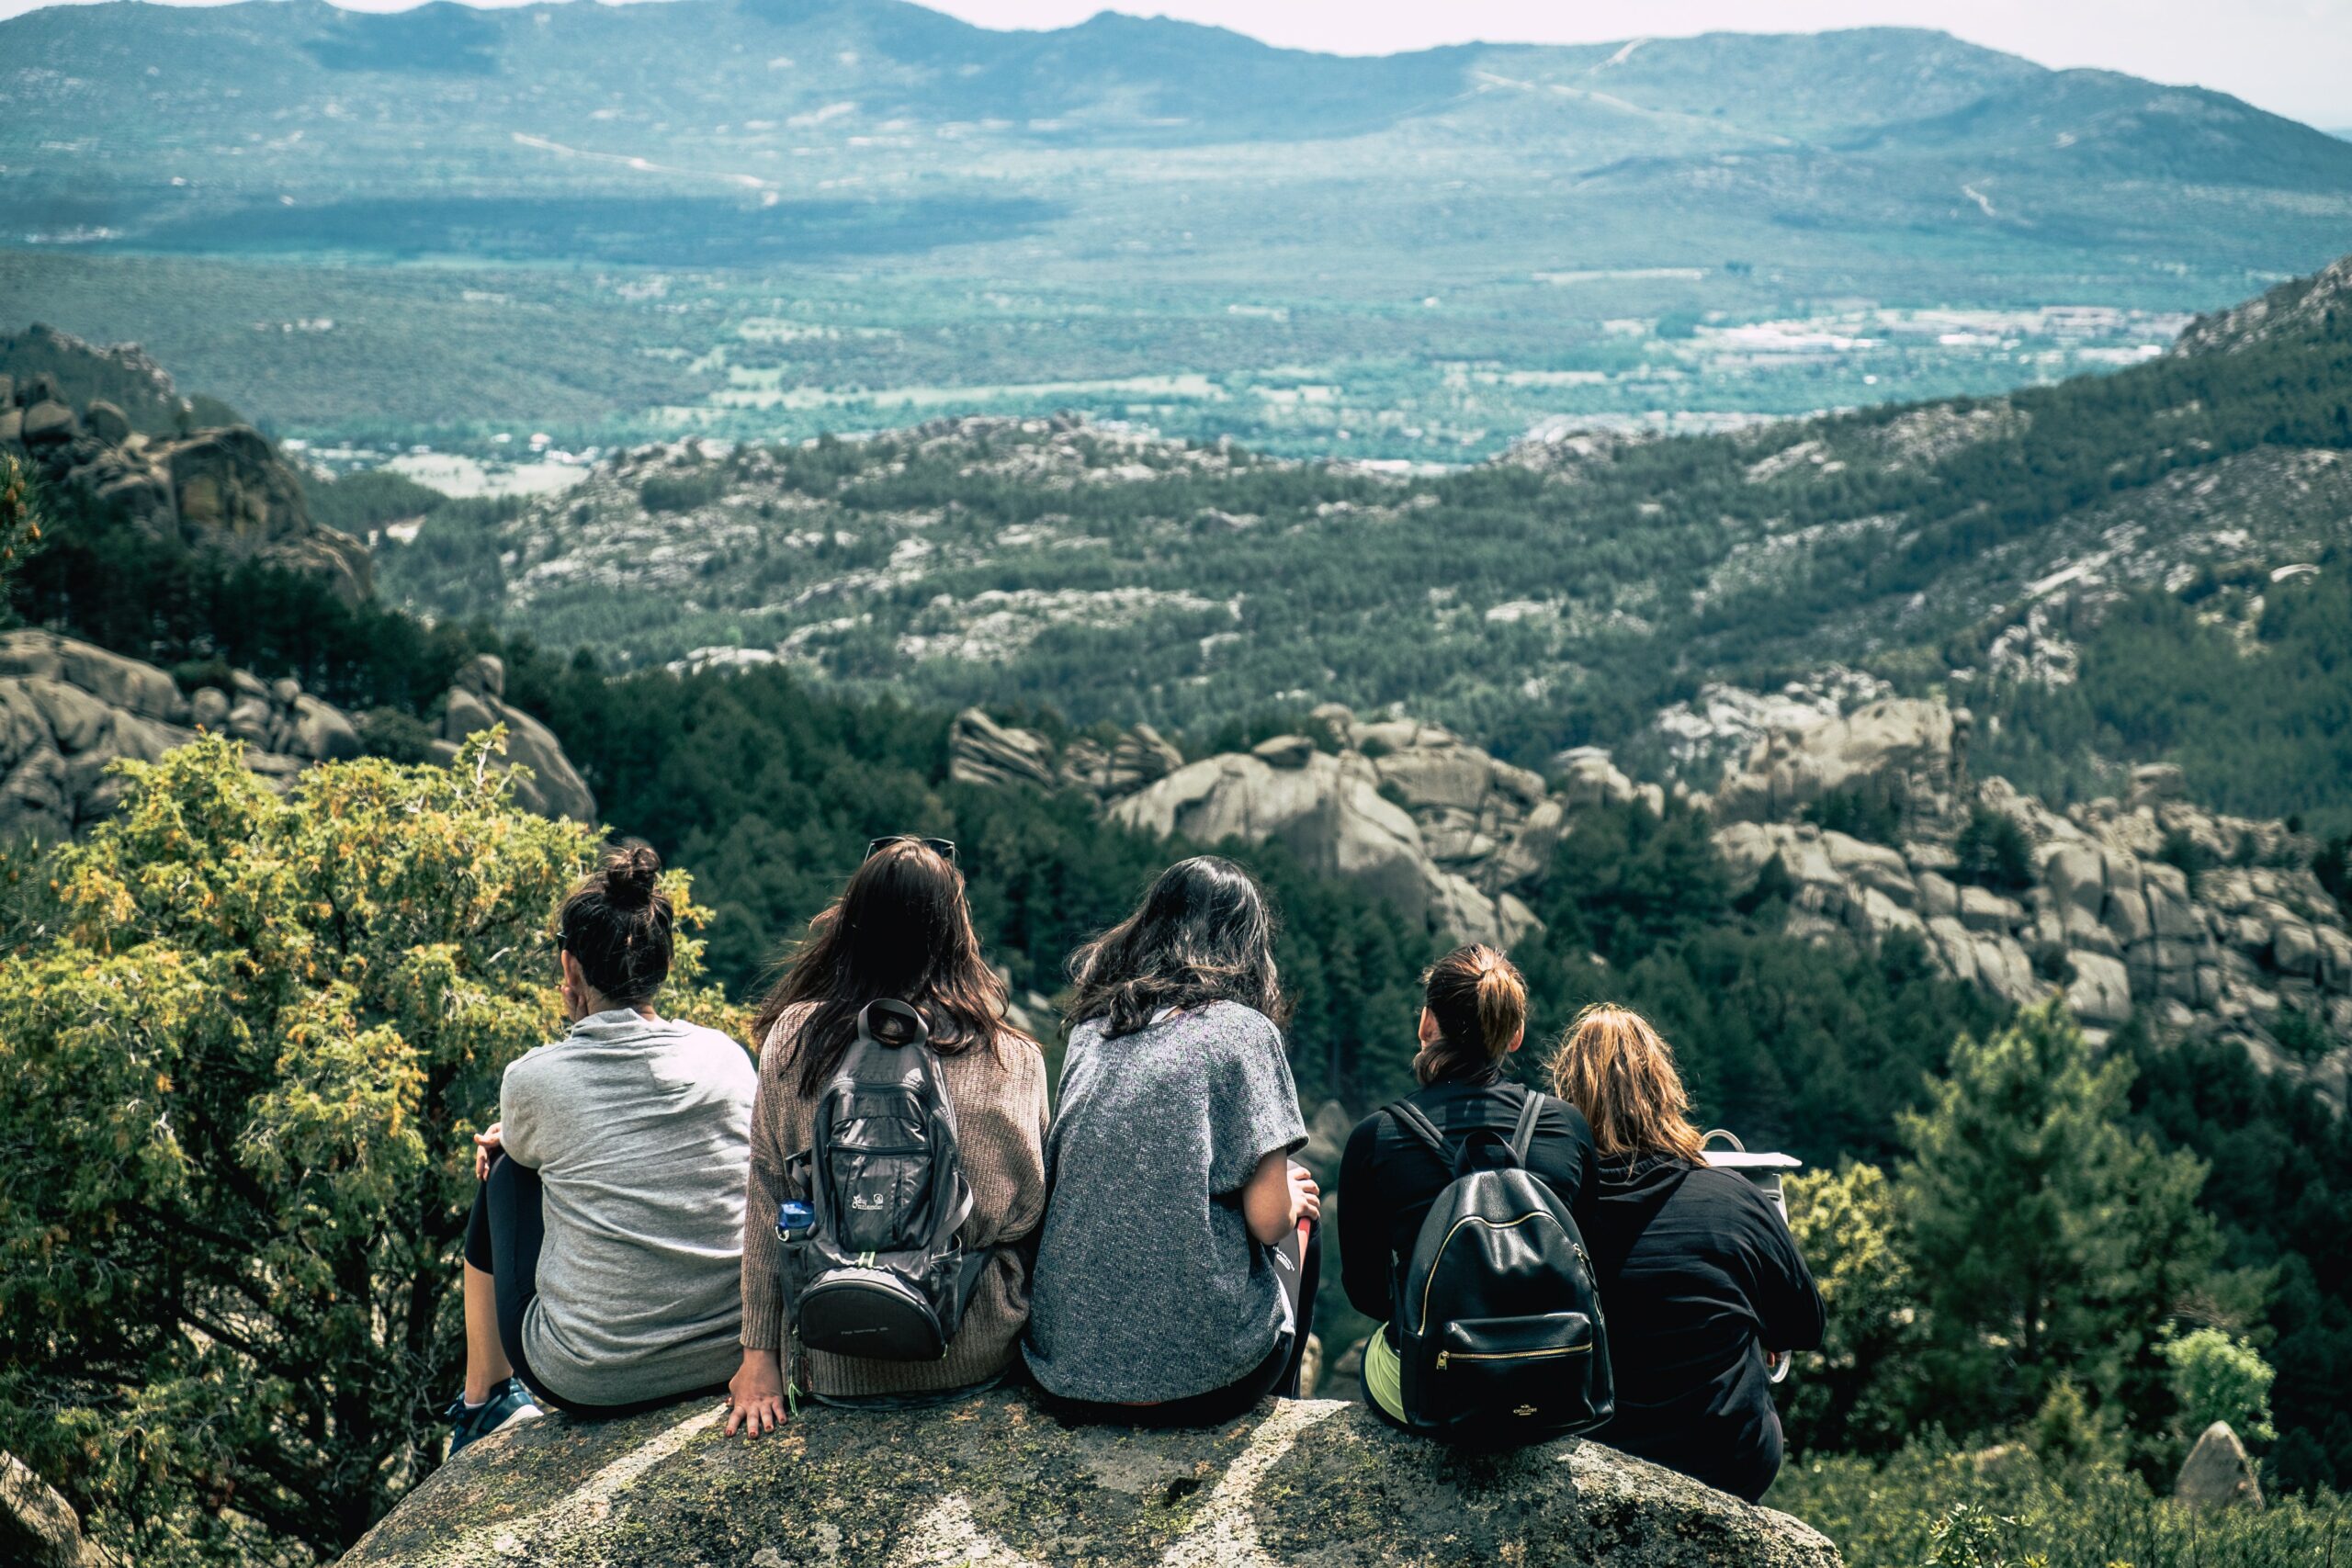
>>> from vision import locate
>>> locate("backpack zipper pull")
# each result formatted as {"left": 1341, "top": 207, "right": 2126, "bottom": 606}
{"left": 1436, "top": 1350, "right": 1451, "bottom": 1371}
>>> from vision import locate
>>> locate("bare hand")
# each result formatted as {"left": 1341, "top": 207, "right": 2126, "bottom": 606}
{"left": 474, "top": 1123, "right": 503, "bottom": 1181}
{"left": 726, "top": 1350, "right": 788, "bottom": 1438}
{"left": 1287, "top": 1162, "right": 1322, "bottom": 1229}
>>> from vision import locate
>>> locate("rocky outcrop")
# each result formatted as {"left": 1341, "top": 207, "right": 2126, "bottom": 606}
{"left": 0, "top": 633, "right": 593, "bottom": 839}
{"left": 340, "top": 1389, "right": 1840, "bottom": 1568}
{"left": 1708, "top": 694, "right": 2351, "bottom": 1101}
{"left": 1710, "top": 698, "right": 1969, "bottom": 831}
{"left": 2175, "top": 1421, "right": 2264, "bottom": 1510}
{"left": 1110, "top": 739, "right": 1539, "bottom": 949}
{"left": 0, "top": 374, "right": 371, "bottom": 605}
{"left": 949, "top": 707, "right": 1182, "bottom": 801}
{"left": 430, "top": 655, "right": 597, "bottom": 824}
{"left": 0, "top": 1453, "right": 113, "bottom": 1568}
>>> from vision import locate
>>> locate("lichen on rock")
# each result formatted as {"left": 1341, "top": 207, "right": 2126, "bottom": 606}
{"left": 339, "top": 1389, "right": 1840, "bottom": 1568}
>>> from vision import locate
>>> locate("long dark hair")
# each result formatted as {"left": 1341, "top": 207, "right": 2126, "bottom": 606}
{"left": 1065, "top": 855, "right": 1288, "bottom": 1039}
{"left": 1413, "top": 943, "right": 1527, "bottom": 1086}
{"left": 560, "top": 841, "right": 673, "bottom": 1009}
{"left": 753, "top": 839, "right": 1012, "bottom": 1095}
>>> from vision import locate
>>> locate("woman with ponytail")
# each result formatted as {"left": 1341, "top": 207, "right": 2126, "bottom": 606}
{"left": 445, "top": 842, "right": 759, "bottom": 1455}
{"left": 1336, "top": 944, "right": 1599, "bottom": 1427}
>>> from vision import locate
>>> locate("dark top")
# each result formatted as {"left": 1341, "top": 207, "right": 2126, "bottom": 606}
{"left": 1581, "top": 1152, "right": 1826, "bottom": 1502}
{"left": 1337, "top": 1076, "right": 1600, "bottom": 1342}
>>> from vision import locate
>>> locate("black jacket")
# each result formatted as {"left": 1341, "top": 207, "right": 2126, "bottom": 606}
{"left": 1581, "top": 1152, "right": 1826, "bottom": 1502}
{"left": 1336, "top": 1076, "right": 1600, "bottom": 1341}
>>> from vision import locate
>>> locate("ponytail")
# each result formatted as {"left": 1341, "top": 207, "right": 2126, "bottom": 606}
{"left": 1413, "top": 944, "right": 1528, "bottom": 1086}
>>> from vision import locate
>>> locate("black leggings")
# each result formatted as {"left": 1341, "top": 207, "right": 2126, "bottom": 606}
{"left": 463, "top": 1155, "right": 678, "bottom": 1418}
{"left": 1040, "top": 1220, "right": 1321, "bottom": 1427}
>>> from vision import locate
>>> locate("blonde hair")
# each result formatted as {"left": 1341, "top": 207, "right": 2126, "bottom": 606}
{"left": 1414, "top": 944, "right": 1528, "bottom": 1086}
{"left": 1547, "top": 1002, "right": 1706, "bottom": 1162}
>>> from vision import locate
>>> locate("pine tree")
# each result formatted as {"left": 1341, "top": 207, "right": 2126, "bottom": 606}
{"left": 1894, "top": 1002, "right": 2228, "bottom": 1440}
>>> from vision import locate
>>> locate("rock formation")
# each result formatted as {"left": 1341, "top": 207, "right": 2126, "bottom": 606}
{"left": 2174, "top": 1421, "right": 2264, "bottom": 1510}
{"left": 949, "top": 691, "right": 2349, "bottom": 1094}
{"left": 0, "top": 1453, "right": 113, "bottom": 1568}
{"left": 0, "top": 369, "right": 371, "bottom": 606}
{"left": 339, "top": 1389, "right": 1841, "bottom": 1568}
{"left": 1708, "top": 695, "right": 2351, "bottom": 1102}
{"left": 0, "top": 632, "right": 594, "bottom": 839}
{"left": 1109, "top": 736, "right": 1540, "bottom": 949}
{"left": 432, "top": 654, "right": 597, "bottom": 823}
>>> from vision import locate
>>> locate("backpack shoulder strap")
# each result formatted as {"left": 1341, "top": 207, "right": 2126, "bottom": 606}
{"left": 1508, "top": 1085, "right": 1544, "bottom": 1168}
{"left": 1385, "top": 1099, "right": 1451, "bottom": 1165}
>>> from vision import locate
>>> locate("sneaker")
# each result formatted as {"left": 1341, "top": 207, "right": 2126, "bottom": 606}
{"left": 444, "top": 1377, "right": 544, "bottom": 1457}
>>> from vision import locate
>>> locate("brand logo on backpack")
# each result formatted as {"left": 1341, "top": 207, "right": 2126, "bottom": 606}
{"left": 1387, "top": 1087, "right": 1614, "bottom": 1450}
{"left": 778, "top": 998, "right": 984, "bottom": 1363}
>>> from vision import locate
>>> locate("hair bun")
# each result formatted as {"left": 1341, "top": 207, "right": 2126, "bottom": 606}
{"left": 605, "top": 841, "right": 662, "bottom": 908}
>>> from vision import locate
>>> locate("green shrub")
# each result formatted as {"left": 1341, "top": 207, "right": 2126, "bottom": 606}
{"left": 1954, "top": 806, "right": 2034, "bottom": 891}
{"left": 639, "top": 466, "right": 728, "bottom": 513}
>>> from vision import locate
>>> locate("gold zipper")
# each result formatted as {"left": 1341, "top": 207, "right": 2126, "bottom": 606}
{"left": 1416, "top": 1213, "right": 1566, "bottom": 1334}
{"left": 1436, "top": 1344, "right": 1590, "bottom": 1371}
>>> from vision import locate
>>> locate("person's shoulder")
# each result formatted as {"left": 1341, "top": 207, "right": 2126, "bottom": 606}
{"left": 671, "top": 1018, "right": 758, "bottom": 1074}
{"left": 501, "top": 1035, "right": 569, "bottom": 1090}
{"left": 1194, "top": 999, "right": 1281, "bottom": 1047}
{"left": 1530, "top": 1089, "right": 1595, "bottom": 1141}
{"left": 1679, "top": 1163, "right": 1776, "bottom": 1216}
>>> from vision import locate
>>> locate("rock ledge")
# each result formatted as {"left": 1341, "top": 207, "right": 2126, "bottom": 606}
{"left": 341, "top": 1389, "right": 1838, "bottom": 1568}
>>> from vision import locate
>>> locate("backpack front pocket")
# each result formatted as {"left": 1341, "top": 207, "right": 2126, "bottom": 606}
{"left": 828, "top": 1117, "right": 928, "bottom": 1253}
{"left": 1430, "top": 1313, "right": 1599, "bottom": 1429}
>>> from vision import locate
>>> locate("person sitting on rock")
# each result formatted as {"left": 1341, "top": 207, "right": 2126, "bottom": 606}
{"left": 725, "top": 836, "right": 1048, "bottom": 1435}
{"left": 448, "top": 844, "right": 758, "bottom": 1455}
{"left": 1547, "top": 1004, "right": 1825, "bottom": 1502}
{"left": 1023, "top": 855, "right": 1322, "bottom": 1425}
{"left": 1337, "top": 944, "right": 1600, "bottom": 1427}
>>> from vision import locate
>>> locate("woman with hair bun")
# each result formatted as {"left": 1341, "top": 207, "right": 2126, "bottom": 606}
{"left": 1548, "top": 1003, "right": 1823, "bottom": 1502}
{"left": 445, "top": 842, "right": 758, "bottom": 1455}
{"left": 1337, "top": 944, "right": 1599, "bottom": 1427}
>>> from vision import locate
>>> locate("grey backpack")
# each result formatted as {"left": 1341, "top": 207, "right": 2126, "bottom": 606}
{"left": 781, "top": 999, "right": 980, "bottom": 1360}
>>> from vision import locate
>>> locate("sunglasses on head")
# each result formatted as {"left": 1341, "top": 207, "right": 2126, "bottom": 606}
{"left": 866, "top": 835, "right": 958, "bottom": 865}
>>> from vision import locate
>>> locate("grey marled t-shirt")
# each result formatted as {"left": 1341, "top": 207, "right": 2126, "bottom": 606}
{"left": 1023, "top": 1001, "right": 1308, "bottom": 1404}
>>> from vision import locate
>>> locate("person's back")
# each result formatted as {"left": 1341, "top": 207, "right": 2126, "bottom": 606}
{"left": 1023, "top": 856, "right": 1322, "bottom": 1425}
{"left": 1580, "top": 1153, "right": 1821, "bottom": 1501}
{"left": 445, "top": 843, "right": 757, "bottom": 1456}
{"left": 726, "top": 835, "right": 1049, "bottom": 1436}
{"left": 1547, "top": 1003, "right": 1823, "bottom": 1502}
{"left": 1336, "top": 944, "right": 1600, "bottom": 1432}
{"left": 502, "top": 1009, "right": 756, "bottom": 1404}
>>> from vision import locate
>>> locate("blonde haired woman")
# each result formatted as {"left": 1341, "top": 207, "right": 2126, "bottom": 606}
{"left": 1550, "top": 1003, "right": 1823, "bottom": 1501}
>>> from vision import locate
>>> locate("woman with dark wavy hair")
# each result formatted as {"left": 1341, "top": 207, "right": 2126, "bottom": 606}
{"left": 1024, "top": 855, "right": 1322, "bottom": 1425}
{"left": 726, "top": 836, "right": 1048, "bottom": 1436}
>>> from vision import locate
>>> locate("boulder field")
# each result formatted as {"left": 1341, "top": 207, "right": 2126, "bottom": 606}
{"left": 0, "top": 634, "right": 596, "bottom": 836}
{"left": 0, "top": 358, "right": 372, "bottom": 607}
{"left": 955, "top": 693, "right": 2351, "bottom": 1101}
{"left": 338, "top": 1389, "right": 1839, "bottom": 1568}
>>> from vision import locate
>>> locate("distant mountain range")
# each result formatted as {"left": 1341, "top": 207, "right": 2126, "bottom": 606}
{"left": 6, "top": 2, "right": 2349, "bottom": 275}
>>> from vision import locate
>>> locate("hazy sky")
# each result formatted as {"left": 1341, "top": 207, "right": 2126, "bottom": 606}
{"left": 9, "top": 0, "right": 2349, "bottom": 127}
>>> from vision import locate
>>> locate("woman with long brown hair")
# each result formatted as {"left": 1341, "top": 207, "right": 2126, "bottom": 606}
{"left": 1336, "top": 944, "right": 1598, "bottom": 1429}
{"left": 1548, "top": 1003, "right": 1824, "bottom": 1501}
{"left": 725, "top": 836, "right": 1048, "bottom": 1435}
{"left": 1023, "top": 855, "right": 1323, "bottom": 1425}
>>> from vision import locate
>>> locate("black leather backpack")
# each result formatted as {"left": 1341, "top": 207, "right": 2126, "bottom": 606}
{"left": 781, "top": 999, "right": 981, "bottom": 1361}
{"left": 1387, "top": 1088, "right": 1614, "bottom": 1446}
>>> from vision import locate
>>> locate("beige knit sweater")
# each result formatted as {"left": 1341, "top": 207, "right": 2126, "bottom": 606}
{"left": 740, "top": 1003, "right": 1050, "bottom": 1397}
